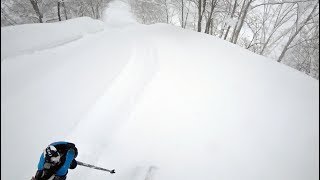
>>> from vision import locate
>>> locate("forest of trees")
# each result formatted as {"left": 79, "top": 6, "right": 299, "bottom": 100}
{"left": 1, "top": 0, "right": 111, "bottom": 25}
{"left": 130, "top": 0, "right": 319, "bottom": 79}
{"left": 1, "top": 0, "right": 319, "bottom": 79}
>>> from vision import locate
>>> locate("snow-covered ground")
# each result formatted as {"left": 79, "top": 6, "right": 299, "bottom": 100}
{"left": 1, "top": 17, "right": 104, "bottom": 60}
{"left": 1, "top": 1, "right": 319, "bottom": 180}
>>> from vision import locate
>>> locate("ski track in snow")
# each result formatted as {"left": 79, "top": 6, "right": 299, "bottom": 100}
{"left": 67, "top": 38, "right": 160, "bottom": 180}
{"left": 64, "top": 2, "right": 162, "bottom": 179}
{"left": 2, "top": 1, "right": 161, "bottom": 179}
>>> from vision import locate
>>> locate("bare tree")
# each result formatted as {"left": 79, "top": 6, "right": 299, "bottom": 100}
{"left": 223, "top": 0, "right": 237, "bottom": 39}
{"left": 61, "top": 0, "right": 68, "bottom": 20}
{"left": 245, "top": 15, "right": 262, "bottom": 52}
{"left": 259, "top": 3, "right": 296, "bottom": 55}
{"left": 278, "top": 1, "right": 319, "bottom": 62}
{"left": 231, "top": 0, "right": 253, "bottom": 44}
{"left": 57, "top": 1, "right": 62, "bottom": 21}
{"left": 204, "top": 0, "right": 219, "bottom": 33}
{"left": 30, "top": 0, "right": 43, "bottom": 23}
{"left": 197, "top": 0, "right": 207, "bottom": 32}
{"left": 1, "top": 1, "right": 17, "bottom": 26}
{"left": 1, "top": 0, "right": 112, "bottom": 26}
{"left": 130, "top": 0, "right": 167, "bottom": 24}
{"left": 285, "top": 25, "right": 319, "bottom": 79}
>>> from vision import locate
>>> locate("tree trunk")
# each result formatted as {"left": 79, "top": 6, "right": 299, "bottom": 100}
{"left": 165, "top": 0, "right": 169, "bottom": 23}
{"left": 205, "top": 0, "right": 218, "bottom": 34}
{"left": 96, "top": 4, "right": 99, "bottom": 19}
{"left": 260, "top": 31, "right": 273, "bottom": 55}
{"left": 231, "top": 0, "right": 246, "bottom": 42}
{"left": 224, "top": 0, "right": 237, "bottom": 40}
{"left": 91, "top": 5, "right": 95, "bottom": 18}
{"left": 210, "top": 18, "right": 214, "bottom": 34}
{"left": 30, "top": 0, "right": 43, "bottom": 23}
{"left": 62, "top": 1, "right": 68, "bottom": 20}
{"left": 223, "top": 26, "right": 231, "bottom": 39}
{"left": 57, "top": 1, "right": 61, "bottom": 21}
{"left": 197, "top": 0, "right": 202, "bottom": 32}
{"left": 232, "top": 0, "right": 252, "bottom": 44}
{"left": 198, "top": 0, "right": 207, "bottom": 32}
{"left": 181, "top": 0, "right": 184, "bottom": 28}
{"left": 184, "top": 7, "right": 190, "bottom": 28}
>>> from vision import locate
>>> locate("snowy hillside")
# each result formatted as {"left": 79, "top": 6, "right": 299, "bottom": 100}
{"left": 1, "top": 1, "right": 319, "bottom": 180}
{"left": 1, "top": 17, "right": 105, "bottom": 60}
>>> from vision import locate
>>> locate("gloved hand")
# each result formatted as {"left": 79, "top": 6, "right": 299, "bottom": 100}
{"left": 34, "top": 170, "right": 54, "bottom": 180}
{"left": 70, "top": 159, "right": 77, "bottom": 169}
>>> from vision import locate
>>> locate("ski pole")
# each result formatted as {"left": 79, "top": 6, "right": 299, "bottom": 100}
{"left": 77, "top": 161, "right": 116, "bottom": 174}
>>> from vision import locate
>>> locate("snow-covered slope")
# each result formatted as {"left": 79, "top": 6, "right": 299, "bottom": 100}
{"left": 1, "top": 17, "right": 104, "bottom": 60}
{"left": 1, "top": 1, "right": 319, "bottom": 180}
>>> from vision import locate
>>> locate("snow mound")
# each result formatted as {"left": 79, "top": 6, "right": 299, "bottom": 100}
{"left": 1, "top": 17, "right": 104, "bottom": 60}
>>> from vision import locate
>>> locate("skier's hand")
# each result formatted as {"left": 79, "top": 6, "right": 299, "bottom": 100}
{"left": 70, "top": 159, "right": 77, "bottom": 169}
{"left": 110, "top": 169, "right": 115, "bottom": 174}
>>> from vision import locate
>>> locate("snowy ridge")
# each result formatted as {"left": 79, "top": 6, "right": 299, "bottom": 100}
{"left": 1, "top": 17, "right": 104, "bottom": 60}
